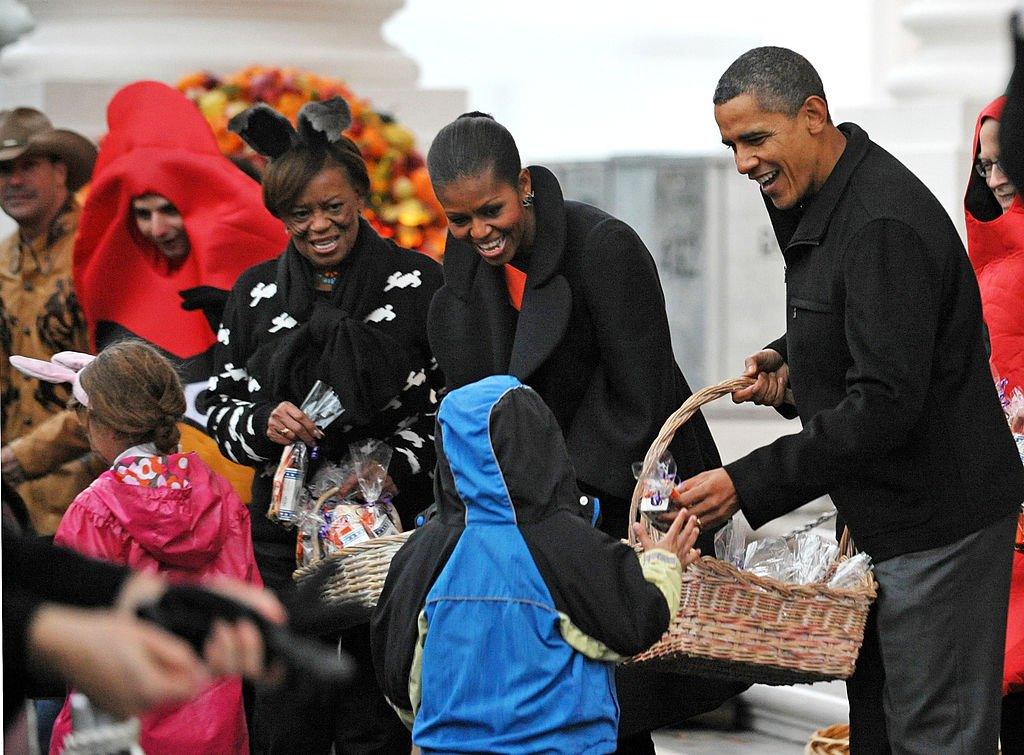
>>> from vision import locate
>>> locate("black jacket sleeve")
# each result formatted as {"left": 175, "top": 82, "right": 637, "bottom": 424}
{"left": 522, "top": 512, "right": 672, "bottom": 656}
{"left": 3, "top": 524, "right": 128, "bottom": 727}
{"left": 370, "top": 523, "right": 462, "bottom": 712}
{"left": 726, "top": 219, "right": 945, "bottom": 527}
{"left": 198, "top": 274, "right": 279, "bottom": 466}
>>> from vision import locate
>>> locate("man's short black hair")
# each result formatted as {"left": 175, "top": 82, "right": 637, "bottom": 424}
{"left": 714, "top": 46, "right": 828, "bottom": 117}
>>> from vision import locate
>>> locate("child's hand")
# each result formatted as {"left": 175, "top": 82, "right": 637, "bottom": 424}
{"left": 633, "top": 508, "right": 701, "bottom": 568}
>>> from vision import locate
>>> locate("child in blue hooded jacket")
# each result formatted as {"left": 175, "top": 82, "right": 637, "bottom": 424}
{"left": 371, "top": 375, "right": 699, "bottom": 754}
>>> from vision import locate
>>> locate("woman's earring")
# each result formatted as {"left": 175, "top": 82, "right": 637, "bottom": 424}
{"left": 521, "top": 191, "right": 535, "bottom": 208}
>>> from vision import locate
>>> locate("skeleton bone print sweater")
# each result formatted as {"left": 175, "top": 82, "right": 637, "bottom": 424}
{"left": 198, "top": 218, "right": 442, "bottom": 588}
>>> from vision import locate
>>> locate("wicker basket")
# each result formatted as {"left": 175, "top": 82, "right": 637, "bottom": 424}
{"left": 622, "top": 377, "right": 876, "bottom": 685}
{"left": 292, "top": 485, "right": 412, "bottom": 608}
{"left": 805, "top": 723, "right": 850, "bottom": 754}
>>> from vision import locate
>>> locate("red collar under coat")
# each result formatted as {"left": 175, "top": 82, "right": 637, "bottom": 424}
{"left": 74, "top": 81, "right": 287, "bottom": 358}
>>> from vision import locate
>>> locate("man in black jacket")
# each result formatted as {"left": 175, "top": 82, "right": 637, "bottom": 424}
{"left": 672, "top": 46, "right": 1024, "bottom": 753}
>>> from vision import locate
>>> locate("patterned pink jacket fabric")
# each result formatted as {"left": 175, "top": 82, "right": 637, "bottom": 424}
{"left": 49, "top": 451, "right": 260, "bottom": 754}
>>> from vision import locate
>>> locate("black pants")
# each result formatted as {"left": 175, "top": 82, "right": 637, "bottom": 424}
{"left": 1004, "top": 691, "right": 1024, "bottom": 755}
{"left": 249, "top": 624, "right": 409, "bottom": 754}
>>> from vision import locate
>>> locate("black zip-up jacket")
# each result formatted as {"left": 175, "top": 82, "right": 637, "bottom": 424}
{"left": 726, "top": 122, "right": 1024, "bottom": 562}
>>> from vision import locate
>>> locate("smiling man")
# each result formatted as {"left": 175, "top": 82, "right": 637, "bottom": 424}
{"left": 131, "top": 193, "right": 190, "bottom": 265}
{"left": 69, "top": 81, "right": 286, "bottom": 502}
{"left": 670, "top": 46, "right": 1024, "bottom": 753}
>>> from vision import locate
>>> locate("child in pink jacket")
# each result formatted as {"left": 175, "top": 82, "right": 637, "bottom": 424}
{"left": 13, "top": 341, "right": 261, "bottom": 754}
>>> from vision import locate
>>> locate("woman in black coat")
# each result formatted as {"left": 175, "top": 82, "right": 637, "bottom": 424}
{"left": 425, "top": 112, "right": 735, "bottom": 753}
{"left": 427, "top": 112, "right": 720, "bottom": 540}
{"left": 200, "top": 98, "right": 441, "bottom": 754}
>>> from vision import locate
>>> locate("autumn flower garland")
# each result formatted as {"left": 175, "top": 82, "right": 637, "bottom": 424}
{"left": 178, "top": 66, "right": 447, "bottom": 259}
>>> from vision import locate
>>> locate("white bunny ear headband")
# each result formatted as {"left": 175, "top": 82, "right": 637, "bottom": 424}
{"left": 9, "top": 351, "right": 96, "bottom": 407}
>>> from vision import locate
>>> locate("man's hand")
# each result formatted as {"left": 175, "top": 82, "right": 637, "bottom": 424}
{"left": 660, "top": 468, "right": 740, "bottom": 531}
{"left": 634, "top": 508, "right": 702, "bottom": 568}
{"left": 116, "top": 572, "right": 287, "bottom": 684}
{"left": 732, "top": 349, "right": 789, "bottom": 407}
{"left": 29, "top": 605, "right": 210, "bottom": 719}
{"left": 201, "top": 577, "right": 287, "bottom": 683}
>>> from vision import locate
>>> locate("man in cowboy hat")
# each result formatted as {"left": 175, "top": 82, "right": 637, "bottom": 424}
{"left": 0, "top": 107, "right": 105, "bottom": 535}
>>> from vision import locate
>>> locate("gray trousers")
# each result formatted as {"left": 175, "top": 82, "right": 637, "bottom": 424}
{"left": 843, "top": 510, "right": 1019, "bottom": 749}
{"left": 847, "top": 512, "right": 1017, "bottom": 754}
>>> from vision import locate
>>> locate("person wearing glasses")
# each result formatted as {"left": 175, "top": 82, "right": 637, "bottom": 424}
{"left": 964, "top": 95, "right": 1024, "bottom": 752}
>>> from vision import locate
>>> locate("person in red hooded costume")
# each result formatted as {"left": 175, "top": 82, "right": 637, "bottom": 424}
{"left": 73, "top": 81, "right": 287, "bottom": 500}
{"left": 964, "top": 95, "right": 1024, "bottom": 750}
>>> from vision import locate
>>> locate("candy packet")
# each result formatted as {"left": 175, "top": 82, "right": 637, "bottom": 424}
{"left": 789, "top": 532, "right": 839, "bottom": 584}
{"left": 827, "top": 552, "right": 873, "bottom": 589}
{"left": 268, "top": 381, "right": 345, "bottom": 526}
{"left": 631, "top": 451, "right": 677, "bottom": 530}
{"left": 323, "top": 503, "right": 373, "bottom": 554}
{"left": 713, "top": 514, "right": 752, "bottom": 569}
{"left": 269, "top": 442, "right": 309, "bottom": 525}
{"left": 744, "top": 536, "right": 798, "bottom": 581}
{"left": 350, "top": 440, "right": 394, "bottom": 505}
{"left": 360, "top": 502, "right": 401, "bottom": 538}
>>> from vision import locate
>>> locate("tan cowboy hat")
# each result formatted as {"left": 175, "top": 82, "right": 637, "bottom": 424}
{"left": 0, "top": 107, "right": 97, "bottom": 191}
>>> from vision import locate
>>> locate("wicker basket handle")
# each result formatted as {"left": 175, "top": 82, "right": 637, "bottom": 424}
{"left": 316, "top": 485, "right": 342, "bottom": 508}
{"left": 627, "top": 376, "right": 754, "bottom": 547}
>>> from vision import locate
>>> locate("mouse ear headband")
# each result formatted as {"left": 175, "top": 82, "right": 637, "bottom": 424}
{"left": 9, "top": 351, "right": 96, "bottom": 407}
{"left": 227, "top": 96, "right": 353, "bottom": 160}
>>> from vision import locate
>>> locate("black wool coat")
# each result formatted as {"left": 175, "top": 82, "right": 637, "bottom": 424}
{"left": 199, "top": 219, "right": 442, "bottom": 588}
{"left": 726, "top": 123, "right": 1024, "bottom": 562}
{"left": 427, "top": 166, "right": 720, "bottom": 537}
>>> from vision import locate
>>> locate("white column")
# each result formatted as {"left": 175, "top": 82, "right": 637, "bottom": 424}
{"left": 886, "top": 0, "right": 1016, "bottom": 102}
{"left": 838, "top": 0, "right": 1017, "bottom": 237}
{"left": 0, "top": 0, "right": 33, "bottom": 49}
{"left": 0, "top": 0, "right": 465, "bottom": 146}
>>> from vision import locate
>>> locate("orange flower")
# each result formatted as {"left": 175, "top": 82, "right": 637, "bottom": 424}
{"left": 277, "top": 92, "right": 306, "bottom": 121}
{"left": 178, "top": 65, "right": 447, "bottom": 258}
{"left": 176, "top": 72, "right": 209, "bottom": 90}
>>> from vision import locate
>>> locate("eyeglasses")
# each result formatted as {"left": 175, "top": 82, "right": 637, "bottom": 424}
{"left": 975, "top": 158, "right": 1006, "bottom": 179}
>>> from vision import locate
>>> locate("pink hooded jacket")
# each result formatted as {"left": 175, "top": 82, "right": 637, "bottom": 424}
{"left": 49, "top": 451, "right": 260, "bottom": 754}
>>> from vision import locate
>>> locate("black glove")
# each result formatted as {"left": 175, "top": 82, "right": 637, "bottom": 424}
{"left": 179, "top": 286, "right": 230, "bottom": 332}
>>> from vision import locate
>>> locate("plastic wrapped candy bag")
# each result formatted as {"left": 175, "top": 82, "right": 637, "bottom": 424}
{"left": 269, "top": 442, "right": 309, "bottom": 526}
{"left": 307, "top": 460, "right": 353, "bottom": 503}
{"left": 827, "top": 552, "right": 873, "bottom": 589}
{"left": 744, "top": 536, "right": 798, "bottom": 582}
{"left": 789, "top": 533, "right": 839, "bottom": 584}
{"left": 323, "top": 502, "right": 373, "bottom": 554}
{"left": 350, "top": 440, "right": 393, "bottom": 505}
{"left": 631, "top": 451, "right": 678, "bottom": 530}
{"left": 714, "top": 514, "right": 752, "bottom": 569}
{"left": 348, "top": 440, "right": 401, "bottom": 538}
{"left": 301, "top": 380, "right": 346, "bottom": 430}
{"left": 268, "top": 380, "right": 345, "bottom": 526}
